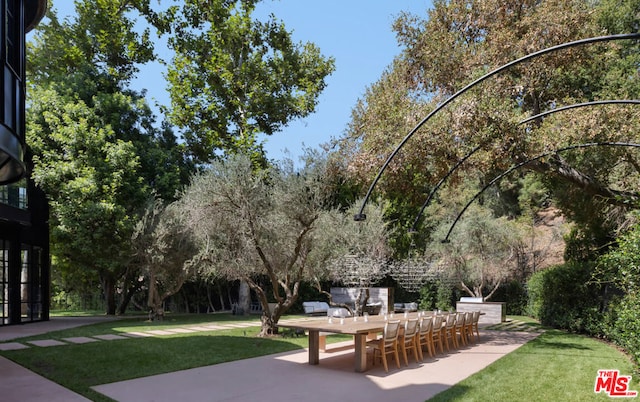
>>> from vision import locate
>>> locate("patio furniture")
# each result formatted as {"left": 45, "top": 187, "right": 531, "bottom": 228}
{"left": 367, "top": 320, "right": 401, "bottom": 372}
{"left": 277, "top": 312, "right": 427, "bottom": 372}
{"left": 278, "top": 317, "right": 387, "bottom": 372}
{"left": 394, "top": 302, "right": 418, "bottom": 313}
{"left": 443, "top": 313, "right": 457, "bottom": 351}
{"left": 417, "top": 315, "right": 434, "bottom": 360}
{"left": 472, "top": 310, "right": 481, "bottom": 340}
{"left": 302, "top": 301, "right": 330, "bottom": 316}
{"left": 454, "top": 312, "right": 468, "bottom": 347}
{"left": 431, "top": 315, "right": 445, "bottom": 354}
{"left": 463, "top": 311, "right": 475, "bottom": 343}
{"left": 399, "top": 318, "right": 420, "bottom": 366}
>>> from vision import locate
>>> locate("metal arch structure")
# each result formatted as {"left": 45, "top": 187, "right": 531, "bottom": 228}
{"left": 408, "top": 99, "right": 640, "bottom": 233}
{"left": 354, "top": 33, "right": 640, "bottom": 222}
{"left": 518, "top": 99, "right": 640, "bottom": 125}
{"left": 441, "top": 142, "right": 640, "bottom": 243}
{"left": 407, "top": 144, "right": 481, "bottom": 234}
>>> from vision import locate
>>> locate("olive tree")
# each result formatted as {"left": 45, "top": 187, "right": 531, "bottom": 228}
{"left": 428, "top": 204, "right": 526, "bottom": 301}
{"left": 177, "top": 153, "right": 333, "bottom": 335}
{"left": 309, "top": 201, "right": 393, "bottom": 315}
{"left": 131, "top": 198, "right": 200, "bottom": 318}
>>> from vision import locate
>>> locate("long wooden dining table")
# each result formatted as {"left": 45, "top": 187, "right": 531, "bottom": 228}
{"left": 277, "top": 312, "right": 427, "bottom": 372}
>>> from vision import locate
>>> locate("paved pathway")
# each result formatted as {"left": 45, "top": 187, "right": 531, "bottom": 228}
{"left": 0, "top": 316, "right": 541, "bottom": 402}
{"left": 0, "top": 316, "right": 312, "bottom": 351}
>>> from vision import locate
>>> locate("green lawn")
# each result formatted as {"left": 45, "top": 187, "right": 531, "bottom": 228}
{"left": 430, "top": 317, "right": 639, "bottom": 401}
{"left": 1, "top": 314, "right": 638, "bottom": 402}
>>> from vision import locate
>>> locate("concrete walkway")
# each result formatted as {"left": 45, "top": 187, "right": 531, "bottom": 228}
{"left": 0, "top": 316, "right": 120, "bottom": 402}
{"left": 0, "top": 317, "right": 540, "bottom": 402}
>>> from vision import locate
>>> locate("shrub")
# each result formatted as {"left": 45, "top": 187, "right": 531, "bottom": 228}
{"left": 491, "top": 280, "right": 528, "bottom": 315}
{"left": 418, "top": 281, "right": 438, "bottom": 310}
{"left": 417, "top": 279, "right": 458, "bottom": 311}
{"left": 606, "top": 293, "right": 640, "bottom": 368}
{"left": 526, "top": 261, "right": 605, "bottom": 333}
{"left": 597, "top": 224, "right": 640, "bottom": 367}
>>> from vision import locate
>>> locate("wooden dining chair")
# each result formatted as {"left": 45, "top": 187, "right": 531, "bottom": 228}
{"left": 431, "top": 315, "right": 444, "bottom": 354}
{"left": 416, "top": 316, "right": 434, "bottom": 360}
{"left": 463, "top": 311, "right": 475, "bottom": 343}
{"left": 472, "top": 310, "right": 481, "bottom": 341}
{"left": 443, "top": 313, "right": 457, "bottom": 351}
{"left": 400, "top": 318, "right": 420, "bottom": 366}
{"left": 454, "top": 312, "right": 468, "bottom": 347}
{"left": 367, "top": 319, "right": 401, "bottom": 372}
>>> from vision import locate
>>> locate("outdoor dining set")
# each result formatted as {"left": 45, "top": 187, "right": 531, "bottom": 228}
{"left": 278, "top": 310, "right": 482, "bottom": 373}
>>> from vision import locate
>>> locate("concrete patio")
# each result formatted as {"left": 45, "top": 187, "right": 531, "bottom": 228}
{"left": 0, "top": 317, "right": 540, "bottom": 402}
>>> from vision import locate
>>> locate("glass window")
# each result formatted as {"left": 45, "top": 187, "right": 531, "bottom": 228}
{"left": 5, "top": 0, "right": 20, "bottom": 74}
{"left": 1, "top": 240, "right": 8, "bottom": 325}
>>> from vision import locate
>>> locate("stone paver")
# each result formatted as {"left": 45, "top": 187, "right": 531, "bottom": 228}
{"left": 93, "top": 334, "right": 128, "bottom": 341}
{"left": 145, "top": 329, "right": 177, "bottom": 336}
{"left": 186, "top": 326, "right": 216, "bottom": 332}
{"left": 0, "top": 342, "right": 29, "bottom": 351}
{"left": 224, "top": 323, "right": 256, "bottom": 328}
{"left": 0, "top": 320, "right": 262, "bottom": 352}
{"left": 164, "top": 328, "right": 197, "bottom": 334}
{"left": 63, "top": 337, "right": 99, "bottom": 344}
{"left": 27, "top": 339, "right": 67, "bottom": 347}
{"left": 202, "top": 325, "right": 228, "bottom": 330}
{"left": 123, "top": 331, "right": 155, "bottom": 338}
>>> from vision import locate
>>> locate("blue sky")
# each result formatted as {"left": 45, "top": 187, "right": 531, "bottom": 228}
{"left": 47, "top": 0, "right": 433, "bottom": 162}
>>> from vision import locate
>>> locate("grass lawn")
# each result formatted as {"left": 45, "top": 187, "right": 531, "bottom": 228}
{"left": 430, "top": 316, "right": 640, "bottom": 401}
{"left": 0, "top": 314, "right": 320, "bottom": 401}
{"left": 1, "top": 314, "right": 638, "bottom": 401}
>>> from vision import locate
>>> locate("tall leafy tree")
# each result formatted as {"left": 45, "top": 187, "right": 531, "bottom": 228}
{"left": 177, "top": 153, "right": 390, "bottom": 335}
{"left": 27, "top": 0, "right": 191, "bottom": 314}
{"left": 339, "top": 0, "right": 640, "bottom": 254}
{"left": 131, "top": 197, "right": 199, "bottom": 317}
{"left": 177, "top": 153, "right": 331, "bottom": 335}
{"left": 163, "top": 0, "right": 335, "bottom": 164}
{"left": 160, "top": 0, "right": 335, "bottom": 314}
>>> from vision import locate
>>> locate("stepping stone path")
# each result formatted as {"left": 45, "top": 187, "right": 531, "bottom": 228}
{"left": 484, "top": 318, "right": 545, "bottom": 333}
{"left": 63, "top": 337, "right": 99, "bottom": 344}
{"left": 0, "top": 316, "right": 315, "bottom": 352}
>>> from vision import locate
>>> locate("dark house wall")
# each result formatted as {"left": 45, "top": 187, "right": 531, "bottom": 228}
{"left": 0, "top": 0, "right": 49, "bottom": 325}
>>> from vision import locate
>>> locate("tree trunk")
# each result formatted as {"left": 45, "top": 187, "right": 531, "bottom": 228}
{"left": 238, "top": 280, "right": 251, "bottom": 316}
{"left": 217, "top": 281, "right": 226, "bottom": 310}
{"left": 527, "top": 156, "right": 640, "bottom": 207}
{"left": 206, "top": 283, "right": 216, "bottom": 313}
{"left": 258, "top": 299, "right": 289, "bottom": 336}
{"left": 116, "top": 274, "right": 143, "bottom": 315}
{"left": 101, "top": 274, "right": 117, "bottom": 315}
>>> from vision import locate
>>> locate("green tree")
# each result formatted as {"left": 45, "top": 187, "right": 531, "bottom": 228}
{"left": 27, "top": 1, "right": 191, "bottom": 314}
{"left": 163, "top": 0, "right": 335, "bottom": 164}
{"left": 28, "top": 87, "right": 145, "bottom": 315}
{"left": 177, "top": 152, "right": 390, "bottom": 335}
{"left": 177, "top": 153, "right": 332, "bottom": 335}
{"left": 310, "top": 201, "right": 393, "bottom": 315}
{"left": 429, "top": 204, "right": 526, "bottom": 301}
{"left": 131, "top": 197, "right": 199, "bottom": 318}
{"left": 338, "top": 0, "right": 640, "bottom": 251}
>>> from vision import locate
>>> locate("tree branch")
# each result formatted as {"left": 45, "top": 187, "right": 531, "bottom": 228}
{"left": 527, "top": 155, "right": 640, "bottom": 207}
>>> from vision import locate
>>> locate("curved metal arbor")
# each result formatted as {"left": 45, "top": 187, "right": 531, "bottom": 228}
{"left": 441, "top": 142, "right": 640, "bottom": 242}
{"left": 409, "top": 100, "right": 640, "bottom": 233}
{"left": 354, "top": 33, "right": 640, "bottom": 222}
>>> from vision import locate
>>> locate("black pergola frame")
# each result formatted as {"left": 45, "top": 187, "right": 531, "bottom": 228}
{"left": 354, "top": 34, "right": 640, "bottom": 223}
{"left": 409, "top": 100, "right": 640, "bottom": 234}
